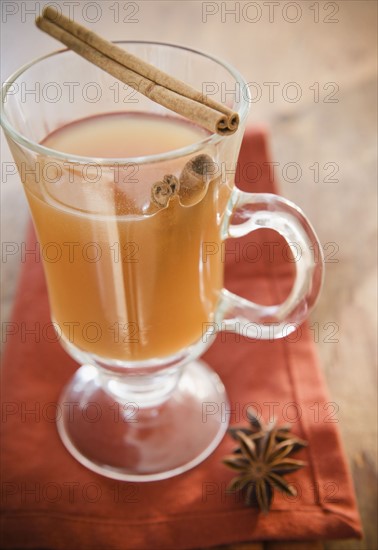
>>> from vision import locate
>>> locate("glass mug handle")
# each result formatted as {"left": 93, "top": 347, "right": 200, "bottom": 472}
{"left": 218, "top": 189, "right": 324, "bottom": 339}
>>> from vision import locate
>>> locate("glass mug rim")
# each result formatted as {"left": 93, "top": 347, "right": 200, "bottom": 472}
{"left": 1, "top": 40, "right": 250, "bottom": 165}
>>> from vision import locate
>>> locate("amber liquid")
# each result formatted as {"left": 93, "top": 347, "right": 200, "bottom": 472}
{"left": 22, "top": 113, "right": 230, "bottom": 361}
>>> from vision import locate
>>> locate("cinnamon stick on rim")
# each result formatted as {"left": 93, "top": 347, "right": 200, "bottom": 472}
{"left": 35, "top": 6, "right": 239, "bottom": 136}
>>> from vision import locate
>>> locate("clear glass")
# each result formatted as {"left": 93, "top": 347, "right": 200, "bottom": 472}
{"left": 1, "top": 42, "right": 323, "bottom": 481}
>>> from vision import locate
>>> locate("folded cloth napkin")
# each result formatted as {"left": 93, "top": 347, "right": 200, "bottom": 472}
{"left": 0, "top": 129, "right": 362, "bottom": 549}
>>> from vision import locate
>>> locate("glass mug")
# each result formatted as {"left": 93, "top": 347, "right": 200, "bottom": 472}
{"left": 1, "top": 42, "right": 323, "bottom": 481}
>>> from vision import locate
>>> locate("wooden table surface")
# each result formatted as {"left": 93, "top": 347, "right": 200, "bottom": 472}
{"left": 1, "top": 2, "right": 376, "bottom": 549}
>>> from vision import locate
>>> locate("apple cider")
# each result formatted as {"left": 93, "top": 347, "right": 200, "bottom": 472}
{"left": 20, "top": 113, "right": 231, "bottom": 361}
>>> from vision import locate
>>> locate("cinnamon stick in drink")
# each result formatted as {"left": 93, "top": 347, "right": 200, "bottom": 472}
{"left": 35, "top": 7, "right": 239, "bottom": 136}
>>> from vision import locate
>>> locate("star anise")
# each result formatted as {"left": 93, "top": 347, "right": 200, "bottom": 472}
{"left": 223, "top": 408, "right": 308, "bottom": 514}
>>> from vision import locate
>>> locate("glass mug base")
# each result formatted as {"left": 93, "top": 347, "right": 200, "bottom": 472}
{"left": 56, "top": 360, "right": 228, "bottom": 482}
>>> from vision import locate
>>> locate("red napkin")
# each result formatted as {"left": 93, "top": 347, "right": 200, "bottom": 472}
{"left": 0, "top": 129, "right": 362, "bottom": 549}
